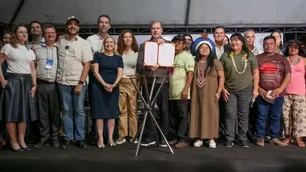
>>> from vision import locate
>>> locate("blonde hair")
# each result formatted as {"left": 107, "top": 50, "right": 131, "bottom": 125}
{"left": 101, "top": 35, "right": 117, "bottom": 54}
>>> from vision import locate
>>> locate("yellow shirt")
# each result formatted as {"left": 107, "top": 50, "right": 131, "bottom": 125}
{"left": 169, "top": 51, "right": 195, "bottom": 100}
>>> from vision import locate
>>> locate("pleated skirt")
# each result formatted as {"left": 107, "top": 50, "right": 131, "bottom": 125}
{"left": 0, "top": 73, "right": 38, "bottom": 122}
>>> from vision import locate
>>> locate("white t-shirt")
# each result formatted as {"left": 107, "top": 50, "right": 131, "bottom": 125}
{"left": 1, "top": 44, "right": 36, "bottom": 74}
{"left": 86, "top": 34, "right": 104, "bottom": 53}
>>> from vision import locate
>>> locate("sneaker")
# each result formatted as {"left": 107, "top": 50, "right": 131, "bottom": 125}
{"left": 193, "top": 140, "right": 203, "bottom": 147}
{"left": 174, "top": 141, "right": 189, "bottom": 148}
{"left": 115, "top": 138, "right": 126, "bottom": 145}
{"left": 129, "top": 138, "right": 138, "bottom": 144}
{"left": 240, "top": 140, "right": 249, "bottom": 148}
{"left": 209, "top": 140, "right": 216, "bottom": 149}
{"left": 256, "top": 138, "right": 265, "bottom": 147}
{"left": 225, "top": 141, "right": 234, "bottom": 148}
{"left": 140, "top": 139, "right": 156, "bottom": 147}
{"left": 159, "top": 139, "right": 167, "bottom": 147}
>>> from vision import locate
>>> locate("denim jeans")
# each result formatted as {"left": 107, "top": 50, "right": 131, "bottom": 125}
{"left": 58, "top": 84, "right": 87, "bottom": 141}
{"left": 256, "top": 96, "right": 284, "bottom": 139}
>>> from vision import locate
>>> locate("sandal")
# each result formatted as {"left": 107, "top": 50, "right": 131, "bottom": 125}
{"left": 283, "top": 138, "right": 292, "bottom": 144}
{"left": 296, "top": 138, "right": 305, "bottom": 148}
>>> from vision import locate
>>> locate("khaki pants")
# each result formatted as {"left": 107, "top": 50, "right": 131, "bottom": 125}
{"left": 282, "top": 94, "right": 306, "bottom": 137}
{"left": 118, "top": 78, "right": 138, "bottom": 139}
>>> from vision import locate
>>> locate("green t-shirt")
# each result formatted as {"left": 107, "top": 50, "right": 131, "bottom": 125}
{"left": 220, "top": 52, "right": 258, "bottom": 92}
{"left": 169, "top": 51, "right": 195, "bottom": 100}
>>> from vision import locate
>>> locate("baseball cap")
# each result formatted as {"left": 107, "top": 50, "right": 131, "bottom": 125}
{"left": 66, "top": 16, "right": 80, "bottom": 25}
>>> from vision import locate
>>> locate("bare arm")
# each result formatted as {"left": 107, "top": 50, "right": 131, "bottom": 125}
{"left": 279, "top": 73, "right": 291, "bottom": 91}
{"left": 30, "top": 60, "right": 37, "bottom": 98}
{"left": 252, "top": 69, "right": 259, "bottom": 98}
{"left": 113, "top": 68, "right": 123, "bottom": 87}
{"left": 30, "top": 60, "right": 37, "bottom": 86}
{"left": 217, "top": 69, "right": 225, "bottom": 93}
{"left": 80, "top": 62, "right": 91, "bottom": 83}
{"left": 92, "top": 63, "right": 107, "bottom": 86}
{"left": 183, "top": 71, "right": 193, "bottom": 91}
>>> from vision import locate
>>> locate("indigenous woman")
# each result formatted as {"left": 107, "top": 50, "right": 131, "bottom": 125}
{"left": 189, "top": 35, "right": 225, "bottom": 148}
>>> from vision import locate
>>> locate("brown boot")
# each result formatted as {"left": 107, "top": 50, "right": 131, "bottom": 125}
{"left": 271, "top": 138, "right": 288, "bottom": 146}
{"left": 174, "top": 141, "right": 189, "bottom": 148}
{"left": 256, "top": 138, "right": 265, "bottom": 147}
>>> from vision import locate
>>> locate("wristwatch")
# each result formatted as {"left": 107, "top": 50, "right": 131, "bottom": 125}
{"left": 78, "top": 80, "right": 85, "bottom": 85}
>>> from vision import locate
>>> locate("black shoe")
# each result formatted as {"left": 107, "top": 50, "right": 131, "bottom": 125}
{"left": 225, "top": 141, "right": 234, "bottom": 148}
{"left": 21, "top": 146, "right": 31, "bottom": 151}
{"left": 11, "top": 147, "right": 25, "bottom": 152}
{"left": 61, "top": 140, "right": 71, "bottom": 150}
{"left": 34, "top": 139, "right": 49, "bottom": 148}
{"left": 140, "top": 138, "right": 156, "bottom": 147}
{"left": 51, "top": 139, "right": 60, "bottom": 148}
{"left": 159, "top": 139, "right": 167, "bottom": 147}
{"left": 240, "top": 140, "right": 250, "bottom": 148}
{"left": 77, "top": 140, "right": 88, "bottom": 149}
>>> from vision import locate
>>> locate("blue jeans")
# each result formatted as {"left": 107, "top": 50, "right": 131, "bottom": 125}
{"left": 58, "top": 84, "right": 87, "bottom": 141}
{"left": 256, "top": 96, "right": 284, "bottom": 139}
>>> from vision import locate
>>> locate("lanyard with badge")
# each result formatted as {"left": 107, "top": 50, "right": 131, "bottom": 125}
{"left": 45, "top": 47, "right": 55, "bottom": 70}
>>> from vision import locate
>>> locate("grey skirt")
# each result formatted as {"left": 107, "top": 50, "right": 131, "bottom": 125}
{"left": 0, "top": 73, "right": 38, "bottom": 122}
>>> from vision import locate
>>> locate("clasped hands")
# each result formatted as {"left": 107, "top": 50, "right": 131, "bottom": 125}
{"left": 103, "top": 83, "right": 116, "bottom": 92}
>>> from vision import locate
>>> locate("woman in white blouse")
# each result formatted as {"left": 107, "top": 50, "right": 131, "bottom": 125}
{"left": 0, "top": 24, "right": 38, "bottom": 152}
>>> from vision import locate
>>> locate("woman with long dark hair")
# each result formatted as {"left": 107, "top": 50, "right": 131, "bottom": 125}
{"left": 115, "top": 30, "right": 139, "bottom": 144}
{"left": 189, "top": 36, "right": 225, "bottom": 148}
{"left": 220, "top": 33, "right": 259, "bottom": 148}
{"left": 0, "top": 30, "right": 12, "bottom": 149}
{"left": 282, "top": 40, "right": 306, "bottom": 147}
{"left": 0, "top": 24, "right": 38, "bottom": 152}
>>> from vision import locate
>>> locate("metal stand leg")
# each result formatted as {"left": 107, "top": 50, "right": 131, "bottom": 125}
{"left": 128, "top": 75, "right": 174, "bottom": 157}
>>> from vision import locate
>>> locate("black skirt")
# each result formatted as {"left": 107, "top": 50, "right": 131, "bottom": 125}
{"left": 0, "top": 73, "right": 38, "bottom": 122}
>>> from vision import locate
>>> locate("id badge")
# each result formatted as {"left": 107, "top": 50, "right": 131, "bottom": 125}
{"left": 45, "top": 59, "right": 53, "bottom": 70}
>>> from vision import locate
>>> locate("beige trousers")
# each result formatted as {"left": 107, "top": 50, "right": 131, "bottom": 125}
{"left": 282, "top": 95, "right": 306, "bottom": 137}
{"left": 118, "top": 78, "right": 138, "bottom": 139}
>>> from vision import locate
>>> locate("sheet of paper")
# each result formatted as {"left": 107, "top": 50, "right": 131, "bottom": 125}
{"left": 144, "top": 41, "right": 158, "bottom": 66}
{"left": 158, "top": 43, "right": 175, "bottom": 67}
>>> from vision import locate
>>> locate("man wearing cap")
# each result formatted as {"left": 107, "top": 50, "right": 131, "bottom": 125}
{"left": 137, "top": 21, "right": 170, "bottom": 147}
{"left": 255, "top": 36, "right": 291, "bottom": 147}
{"left": 168, "top": 34, "right": 194, "bottom": 148}
{"left": 57, "top": 16, "right": 93, "bottom": 149}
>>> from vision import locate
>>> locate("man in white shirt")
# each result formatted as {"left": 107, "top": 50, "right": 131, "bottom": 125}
{"left": 33, "top": 24, "right": 60, "bottom": 148}
{"left": 244, "top": 29, "right": 261, "bottom": 55}
{"left": 86, "top": 14, "right": 111, "bottom": 53}
{"left": 213, "top": 26, "right": 230, "bottom": 60}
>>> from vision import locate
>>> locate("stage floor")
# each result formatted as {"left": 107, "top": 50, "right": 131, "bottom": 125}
{"left": 1, "top": 141, "right": 306, "bottom": 172}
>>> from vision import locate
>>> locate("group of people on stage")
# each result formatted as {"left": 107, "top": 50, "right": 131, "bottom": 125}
{"left": 0, "top": 14, "right": 305, "bottom": 152}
